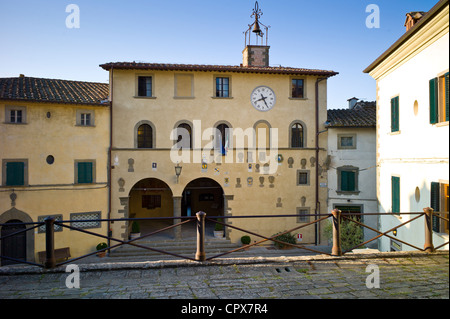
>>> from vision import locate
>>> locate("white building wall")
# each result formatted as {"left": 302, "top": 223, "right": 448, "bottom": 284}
{"left": 327, "top": 127, "right": 378, "bottom": 247}
{"left": 377, "top": 32, "right": 449, "bottom": 251}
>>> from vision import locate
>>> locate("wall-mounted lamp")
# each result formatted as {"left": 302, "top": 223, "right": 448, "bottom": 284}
{"left": 175, "top": 163, "right": 182, "bottom": 183}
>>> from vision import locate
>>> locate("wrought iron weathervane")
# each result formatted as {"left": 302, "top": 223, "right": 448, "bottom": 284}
{"left": 244, "top": 1, "right": 270, "bottom": 46}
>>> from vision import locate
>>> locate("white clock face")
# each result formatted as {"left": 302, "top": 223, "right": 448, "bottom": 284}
{"left": 251, "top": 86, "right": 276, "bottom": 112}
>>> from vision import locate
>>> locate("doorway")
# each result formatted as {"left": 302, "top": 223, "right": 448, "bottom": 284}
{"left": 1, "top": 220, "right": 26, "bottom": 266}
{"left": 182, "top": 178, "right": 225, "bottom": 237}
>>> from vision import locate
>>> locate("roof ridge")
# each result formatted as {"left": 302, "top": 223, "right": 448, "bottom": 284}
{"left": 0, "top": 76, "right": 108, "bottom": 86}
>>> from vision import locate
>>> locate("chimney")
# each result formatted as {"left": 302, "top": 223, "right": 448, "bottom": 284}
{"left": 243, "top": 45, "right": 270, "bottom": 67}
{"left": 404, "top": 11, "right": 426, "bottom": 31}
{"left": 347, "top": 97, "right": 359, "bottom": 109}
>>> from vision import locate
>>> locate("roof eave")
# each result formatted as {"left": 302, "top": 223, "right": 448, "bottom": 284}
{"left": 99, "top": 63, "right": 338, "bottom": 78}
{"left": 0, "top": 98, "right": 110, "bottom": 107}
{"left": 363, "top": 0, "right": 448, "bottom": 74}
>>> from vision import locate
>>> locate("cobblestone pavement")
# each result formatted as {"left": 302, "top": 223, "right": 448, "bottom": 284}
{"left": 0, "top": 251, "right": 448, "bottom": 302}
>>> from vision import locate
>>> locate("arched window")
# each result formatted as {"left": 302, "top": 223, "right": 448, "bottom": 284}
{"left": 255, "top": 121, "right": 270, "bottom": 149}
{"left": 216, "top": 123, "right": 230, "bottom": 155}
{"left": 137, "top": 124, "right": 153, "bottom": 148}
{"left": 291, "top": 123, "right": 304, "bottom": 148}
{"left": 176, "top": 123, "right": 192, "bottom": 149}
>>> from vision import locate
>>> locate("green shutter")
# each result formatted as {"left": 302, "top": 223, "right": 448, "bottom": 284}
{"left": 445, "top": 72, "right": 449, "bottom": 122}
{"left": 430, "top": 182, "right": 440, "bottom": 232}
{"left": 6, "top": 162, "right": 25, "bottom": 186}
{"left": 430, "top": 78, "right": 438, "bottom": 124}
{"left": 391, "top": 97, "right": 399, "bottom": 132}
{"left": 341, "top": 171, "right": 356, "bottom": 192}
{"left": 78, "top": 162, "right": 93, "bottom": 184}
{"left": 391, "top": 176, "right": 400, "bottom": 214}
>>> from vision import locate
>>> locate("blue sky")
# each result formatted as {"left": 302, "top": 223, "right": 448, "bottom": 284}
{"left": 0, "top": 0, "right": 439, "bottom": 109}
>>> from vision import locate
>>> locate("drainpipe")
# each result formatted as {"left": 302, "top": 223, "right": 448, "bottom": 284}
{"left": 315, "top": 77, "right": 327, "bottom": 246}
{"left": 107, "top": 67, "right": 114, "bottom": 250}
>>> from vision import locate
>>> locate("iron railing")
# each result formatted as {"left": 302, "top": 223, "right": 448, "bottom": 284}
{"left": 0, "top": 207, "right": 448, "bottom": 269}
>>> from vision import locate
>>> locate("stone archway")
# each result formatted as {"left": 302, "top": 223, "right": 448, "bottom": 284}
{"left": 182, "top": 178, "right": 225, "bottom": 238}
{"left": 0, "top": 208, "right": 35, "bottom": 265}
{"left": 128, "top": 178, "right": 174, "bottom": 239}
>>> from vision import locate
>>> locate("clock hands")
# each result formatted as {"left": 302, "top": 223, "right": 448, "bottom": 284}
{"left": 251, "top": 86, "right": 275, "bottom": 111}
{"left": 259, "top": 94, "right": 269, "bottom": 108}
{"left": 255, "top": 94, "right": 269, "bottom": 107}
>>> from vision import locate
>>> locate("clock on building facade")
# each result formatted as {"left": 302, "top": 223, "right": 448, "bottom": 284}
{"left": 251, "top": 86, "right": 276, "bottom": 112}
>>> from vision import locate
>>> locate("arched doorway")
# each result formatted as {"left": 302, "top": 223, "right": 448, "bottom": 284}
{"left": 128, "top": 178, "right": 173, "bottom": 238}
{"left": 1, "top": 220, "right": 26, "bottom": 266}
{"left": 182, "top": 178, "right": 225, "bottom": 237}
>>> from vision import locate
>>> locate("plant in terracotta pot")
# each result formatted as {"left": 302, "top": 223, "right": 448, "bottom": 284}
{"left": 241, "top": 235, "right": 251, "bottom": 250}
{"left": 214, "top": 219, "right": 224, "bottom": 238}
{"left": 96, "top": 242, "right": 108, "bottom": 257}
{"left": 130, "top": 221, "right": 141, "bottom": 240}
{"left": 241, "top": 235, "right": 251, "bottom": 245}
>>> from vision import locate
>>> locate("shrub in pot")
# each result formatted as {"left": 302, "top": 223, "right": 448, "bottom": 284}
{"left": 96, "top": 242, "right": 108, "bottom": 257}
{"left": 241, "top": 235, "right": 251, "bottom": 245}
{"left": 130, "top": 221, "right": 141, "bottom": 239}
{"left": 214, "top": 220, "right": 224, "bottom": 238}
{"left": 272, "top": 231, "right": 296, "bottom": 249}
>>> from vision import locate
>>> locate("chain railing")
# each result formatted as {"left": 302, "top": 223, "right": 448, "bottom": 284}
{"left": 0, "top": 208, "right": 448, "bottom": 269}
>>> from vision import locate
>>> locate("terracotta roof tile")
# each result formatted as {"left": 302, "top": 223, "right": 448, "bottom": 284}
{"left": 327, "top": 104, "right": 376, "bottom": 128}
{"left": 99, "top": 62, "right": 338, "bottom": 77}
{"left": 0, "top": 76, "right": 109, "bottom": 106}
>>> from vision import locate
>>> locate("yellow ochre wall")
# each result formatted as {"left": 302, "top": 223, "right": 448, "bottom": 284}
{"left": 109, "top": 68, "right": 330, "bottom": 245}
{"left": 0, "top": 100, "right": 110, "bottom": 261}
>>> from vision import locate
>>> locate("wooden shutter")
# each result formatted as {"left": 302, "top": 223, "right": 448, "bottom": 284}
{"left": 341, "top": 171, "right": 355, "bottom": 191}
{"left": 391, "top": 97, "right": 399, "bottom": 132}
{"left": 429, "top": 78, "right": 438, "bottom": 124}
{"left": 430, "top": 182, "right": 440, "bottom": 232}
{"left": 78, "top": 162, "right": 93, "bottom": 184}
{"left": 391, "top": 176, "right": 400, "bottom": 214}
{"left": 6, "top": 162, "right": 25, "bottom": 186}
{"left": 445, "top": 72, "right": 449, "bottom": 122}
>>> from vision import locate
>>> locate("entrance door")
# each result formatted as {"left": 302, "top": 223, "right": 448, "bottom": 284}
{"left": 1, "top": 220, "right": 26, "bottom": 266}
{"left": 182, "top": 190, "right": 192, "bottom": 217}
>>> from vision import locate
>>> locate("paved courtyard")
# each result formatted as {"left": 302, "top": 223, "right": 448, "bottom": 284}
{"left": 0, "top": 251, "right": 448, "bottom": 303}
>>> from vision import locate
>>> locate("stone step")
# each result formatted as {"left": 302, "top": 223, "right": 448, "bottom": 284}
{"left": 108, "top": 238, "right": 242, "bottom": 258}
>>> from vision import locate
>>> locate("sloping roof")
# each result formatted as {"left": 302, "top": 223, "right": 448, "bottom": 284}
{"left": 0, "top": 76, "right": 109, "bottom": 106}
{"left": 327, "top": 104, "right": 376, "bottom": 128}
{"left": 99, "top": 62, "right": 338, "bottom": 77}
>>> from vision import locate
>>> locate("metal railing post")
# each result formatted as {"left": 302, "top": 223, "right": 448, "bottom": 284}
{"left": 423, "top": 207, "right": 435, "bottom": 252}
{"left": 195, "top": 211, "right": 206, "bottom": 262}
{"left": 44, "top": 216, "right": 56, "bottom": 268}
{"left": 331, "top": 209, "right": 342, "bottom": 256}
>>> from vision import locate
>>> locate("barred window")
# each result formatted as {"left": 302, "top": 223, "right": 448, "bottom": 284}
{"left": 38, "top": 215, "right": 63, "bottom": 233}
{"left": 70, "top": 212, "right": 101, "bottom": 229}
{"left": 142, "top": 195, "right": 161, "bottom": 209}
{"left": 297, "top": 208, "right": 310, "bottom": 223}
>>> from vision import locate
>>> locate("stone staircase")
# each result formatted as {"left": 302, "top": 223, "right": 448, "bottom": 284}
{"left": 108, "top": 237, "right": 243, "bottom": 260}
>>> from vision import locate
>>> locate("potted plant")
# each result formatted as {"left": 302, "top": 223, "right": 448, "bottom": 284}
{"left": 213, "top": 220, "right": 224, "bottom": 238}
{"left": 96, "top": 242, "right": 107, "bottom": 257}
{"left": 130, "top": 221, "right": 141, "bottom": 240}
{"left": 241, "top": 235, "right": 251, "bottom": 250}
{"left": 272, "top": 231, "right": 297, "bottom": 250}
{"left": 241, "top": 235, "right": 251, "bottom": 245}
